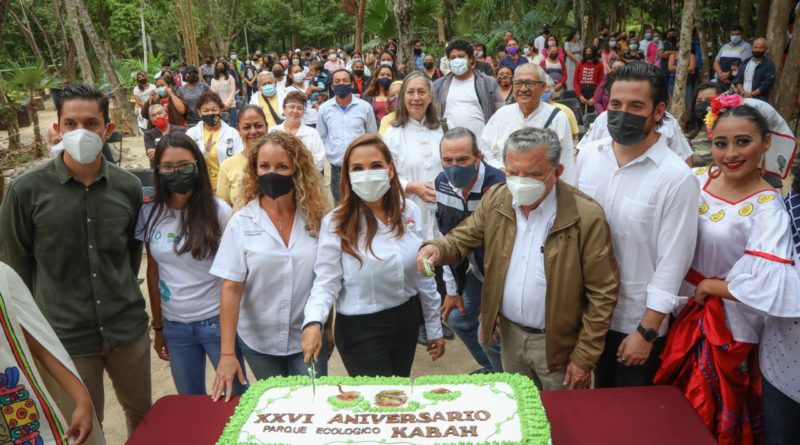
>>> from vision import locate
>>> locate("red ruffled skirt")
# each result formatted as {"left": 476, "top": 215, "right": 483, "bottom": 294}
{"left": 653, "top": 270, "right": 763, "bottom": 445}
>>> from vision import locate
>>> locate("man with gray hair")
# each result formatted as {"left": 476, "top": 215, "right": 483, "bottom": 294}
{"left": 143, "top": 103, "right": 186, "bottom": 164}
{"left": 249, "top": 70, "right": 285, "bottom": 126}
{"left": 418, "top": 126, "right": 619, "bottom": 390}
{"left": 480, "top": 63, "right": 576, "bottom": 184}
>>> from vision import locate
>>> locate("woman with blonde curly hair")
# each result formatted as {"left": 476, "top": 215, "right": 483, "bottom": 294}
{"left": 209, "top": 132, "right": 331, "bottom": 401}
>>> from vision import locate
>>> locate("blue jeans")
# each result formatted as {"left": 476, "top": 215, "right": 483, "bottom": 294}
{"left": 763, "top": 376, "right": 800, "bottom": 445}
{"left": 446, "top": 271, "right": 503, "bottom": 372}
{"left": 163, "top": 315, "right": 247, "bottom": 396}
{"left": 238, "top": 336, "right": 329, "bottom": 380}
{"left": 330, "top": 164, "right": 342, "bottom": 203}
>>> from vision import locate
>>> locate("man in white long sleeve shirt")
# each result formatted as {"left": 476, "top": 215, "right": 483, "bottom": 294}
{"left": 575, "top": 62, "right": 699, "bottom": 388}
{"left": 481, "top": 63, "right": 576, "bottom": 184}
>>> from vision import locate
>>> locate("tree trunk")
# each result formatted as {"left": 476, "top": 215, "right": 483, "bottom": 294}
{"left": 174, "top": 0, "right": 192, "bottom": 67}
{"left": 0, "top": 0, "right": 10, "bottom": 37}
{"left": 772, "top": 12, "right": 800, "bottom": 122}
{"left": 0, "top": 86, "right": 21, "bottom": 153}
{"left": 185, "top": 0, "right": 199, "bottom": 66}
{"left": 9, "top": 10, "right": 44, "bottom": 63}
{"left": 55, "top": 0, "right": 77, "bottom": 83}
{"left": 392, "top": 0, "right": 416, "bottom": 75}
{"left": 64, "top": 0, "right": 94, "bottom": 84}
{"left": 754, "top": 0, "right": 770, "bottom": 38}
{"left": 765, "top": 0, "right": 791, "bottom": 78}
{"left": 27, "top": 94, "right": 45, "bottom": 158}
{"left": 739, "top": 0, "right": 752, "bottom": 38}
{"left": 575, "top": 0, "right": 584, "bottom": 35}
{"left": 669, "top": 0, "right": 697, "bottom": 121}
{"left": 442, "top": 0, "right": 455, "bottom": 41}
{"left": 697, "top": 0, "right": 710, "bottom": 81}
{"left": 71, "top": 0, "right": 139, "bottom": 135}
{"left": 355, "top": 0, "right": 366, "bottom": 52}
{"left": 20, "top": 0, "right": 59, "bottom": 65}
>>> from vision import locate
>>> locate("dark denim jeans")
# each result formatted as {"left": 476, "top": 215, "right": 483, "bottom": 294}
{"left": 446, "top": 271, "right": 502, "bottom": 372}
{"left": 763, "top": 376, "right": 800, "bottom": 445}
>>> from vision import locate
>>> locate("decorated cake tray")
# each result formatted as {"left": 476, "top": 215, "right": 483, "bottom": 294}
{"left": 217, "top": 373, "right": 550, "bottom": 445}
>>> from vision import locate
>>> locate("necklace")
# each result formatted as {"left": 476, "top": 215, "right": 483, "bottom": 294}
{"left": 263, "top": 204, "right": 293, "bottom": 232}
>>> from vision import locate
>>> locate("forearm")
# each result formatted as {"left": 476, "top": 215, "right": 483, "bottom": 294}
{"left": 145, "top": 252, "right": 164, "bottom": 324}
{"left": 171, "top": 95, "right": 186, "bottom": 114}
{"left": 639, "top": 308, "right": 667, "bottom": 330}
{"left": 220, "top": 280, "right": 244, "bottom": 354}
{"left": 24, "top": 329, "right": 91, "bottom": 408}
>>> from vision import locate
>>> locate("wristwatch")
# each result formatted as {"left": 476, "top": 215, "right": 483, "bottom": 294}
{"left": 636, "top": 324, "right": 658, "bottom": 343}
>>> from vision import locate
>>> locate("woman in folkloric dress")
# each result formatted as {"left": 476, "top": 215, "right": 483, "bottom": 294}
{"left": 655, "top": 102, "right": 800, "bottom": 445}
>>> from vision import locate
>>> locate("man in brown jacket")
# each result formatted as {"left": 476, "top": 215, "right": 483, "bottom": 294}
{"left": 418, "top": 127, "right": 619, "bottom": 390}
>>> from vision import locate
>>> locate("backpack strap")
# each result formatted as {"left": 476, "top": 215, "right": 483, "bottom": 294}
{"left": 543, "top": 107, "right": 560, "bottom": 129}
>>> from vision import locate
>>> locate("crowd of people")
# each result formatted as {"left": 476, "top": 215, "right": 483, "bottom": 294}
{"left": 0, "top": 17, "right": 799, "bottom": 445}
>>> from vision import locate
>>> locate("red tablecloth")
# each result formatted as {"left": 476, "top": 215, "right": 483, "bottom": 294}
{"left": 127, "top": 386, "right": 716, "bottom": 444}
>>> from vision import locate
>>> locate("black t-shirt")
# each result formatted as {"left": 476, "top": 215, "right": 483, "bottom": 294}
{"left": 660, "top": 41, "right": 677, "bottom": 74}
{"left": 143, "top": 126, "right": 187, "bottom": 151}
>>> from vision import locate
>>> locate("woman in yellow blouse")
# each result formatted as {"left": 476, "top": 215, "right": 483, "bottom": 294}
{"left": 217, "top": 105, "right": 269, "bottom": 208}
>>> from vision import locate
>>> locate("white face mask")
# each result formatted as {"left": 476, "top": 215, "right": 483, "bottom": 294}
{"left": 350, "top": 169, "right": 391, "bottom": 203}
{"left": 506, "top": 174, "right": 551, "bottom": 206}
{"left": 62, "top": 128, "right": 105, "bottom": 164}
{"left": 450, "top": 58, "right": 469, "bottom": 76}
{"left": 292, "top": 72, "right": 306, "bottom": 84}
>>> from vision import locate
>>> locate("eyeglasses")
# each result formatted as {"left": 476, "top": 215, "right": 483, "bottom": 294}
{"left": 512, "top": 80, "right": 545, "bottom": 90}
{"left": 157, "top": 161, "right": 197, "bottom": 175}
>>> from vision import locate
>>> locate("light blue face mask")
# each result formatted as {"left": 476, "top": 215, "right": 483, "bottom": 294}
{"left": 541, "top": 91, "right": 553, "bottom": 103}
{"left": 261, "top": 84, "right": 277, "bottom": 97}
{"left": 156, "top": 87, "right": 168, "bottom": 97}
{"left": 730, "top": 35, "right": 742, "bottom": 44}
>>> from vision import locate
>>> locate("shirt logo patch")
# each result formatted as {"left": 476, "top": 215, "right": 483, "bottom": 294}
{"left": 304, "top": 224, "right": 318, "bottom": 239}
{"left": 405, "top": 218, "right": 417, "bottom": 231}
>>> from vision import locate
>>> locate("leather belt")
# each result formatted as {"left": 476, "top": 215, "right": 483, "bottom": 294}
{"left": 509, "top": 319, "right": 545, "bottom": 334}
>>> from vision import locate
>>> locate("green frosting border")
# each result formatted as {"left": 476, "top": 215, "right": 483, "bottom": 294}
{"left": 216, "top": 373, "right": 550, "bottom": 445}
{"left": 422, "top": 390, "right": 462, "bottom": 401}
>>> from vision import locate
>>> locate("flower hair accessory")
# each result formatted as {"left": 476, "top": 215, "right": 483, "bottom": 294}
{"left": 705, "top": 94, "right": 745, "bottom": 131}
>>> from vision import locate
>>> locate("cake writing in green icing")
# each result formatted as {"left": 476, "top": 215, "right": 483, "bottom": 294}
{"left": 216, "top": 373, "right": 551, "bottom": 445}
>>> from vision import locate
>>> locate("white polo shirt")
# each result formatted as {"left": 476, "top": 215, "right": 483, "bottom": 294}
{"left": 576, "top": 137, "right": 699, "bottom": 335}
{"left": 210, "top": 199, "right": 318, "bottom": 356}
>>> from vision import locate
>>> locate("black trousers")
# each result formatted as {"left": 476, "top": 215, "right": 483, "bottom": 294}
{"left": 594, "top": 329, "right": 666, "bottom": 388}
{"left": 335, "top": 295, "right": 422, "bottom": 377}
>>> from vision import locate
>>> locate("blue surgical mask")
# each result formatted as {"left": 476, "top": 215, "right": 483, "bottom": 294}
{"left": 645, "top": 32, "right": 652, "bottom": 40}
{"left": 541, "top": 91, "right": 553, "bottom": 103}
{"left": 261, "top": 84, "right": 277, "bottom": 97}
{"left": 156, "top": 87, "right": 167, "bottom": 97}
{"left": 444, "top": 162, "right": 478, "bottom": 189}
{"left": 730, "top": 35, "right": 742, "bottom": 44}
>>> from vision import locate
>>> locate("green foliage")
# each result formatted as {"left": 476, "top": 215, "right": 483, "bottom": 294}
{"left": 364, "top": 0, "right": 442, "bottom": 43}
{"left": 4, "top": 63, "right": 63, "bottom": 99}
{"left": 116, "top": 51, "right": 166, "bottom": 90}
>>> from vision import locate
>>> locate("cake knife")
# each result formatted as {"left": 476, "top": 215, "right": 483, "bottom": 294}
{"left": 309, "top": 360, "right": 317, "bottom": 400}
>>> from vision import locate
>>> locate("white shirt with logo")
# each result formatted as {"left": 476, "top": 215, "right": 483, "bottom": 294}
{"left": 135, "top": 198, "right": 232, "bottom": 323}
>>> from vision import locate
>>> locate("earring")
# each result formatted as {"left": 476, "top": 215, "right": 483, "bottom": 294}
{"left": 708, "top": 161, "right": 721, "bottom": 179}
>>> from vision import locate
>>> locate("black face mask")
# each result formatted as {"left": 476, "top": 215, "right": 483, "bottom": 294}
{"left": 584, "top": 54, "right": 594, "bottom": 62}
{"left": 185, "top": 74, "right": 198, "bottom": 83}
{"left": 752, "top": 50, "right": 764, "bottom": 59}
{"left": 549, "top": 52, "right": 558, "bottom": 59}
{"left": 258, "top": 172, "right": 295, "bottom": 199}
{"left": 272, "top": 69, "right": 284, "bottom": 78}
{"left": 160, "top": 170, "right": 197, "bottom": 195}
{"left": 137, "top": 78, "right": 147, "bottom": 85}
{"left": 607, "top": 110, "right": 649, "bottom": 146}
{"left": 414, "top": 48, "right": 422, "bottom": 55}
{"left": 201, "top": 114, "right": 221, "bottom": 127}
{"left": 694, "top": 100, "right": 710, "bottom": 121}
{"left": 423, "top": 61, "right": 434, "bottom": 69}
{"left": 353, "top": 69, "right": 365, "bottom": 76}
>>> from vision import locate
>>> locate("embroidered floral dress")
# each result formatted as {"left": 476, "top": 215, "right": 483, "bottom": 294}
{"left": 656, "top": 167, "right": 799, "bottom": 445}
